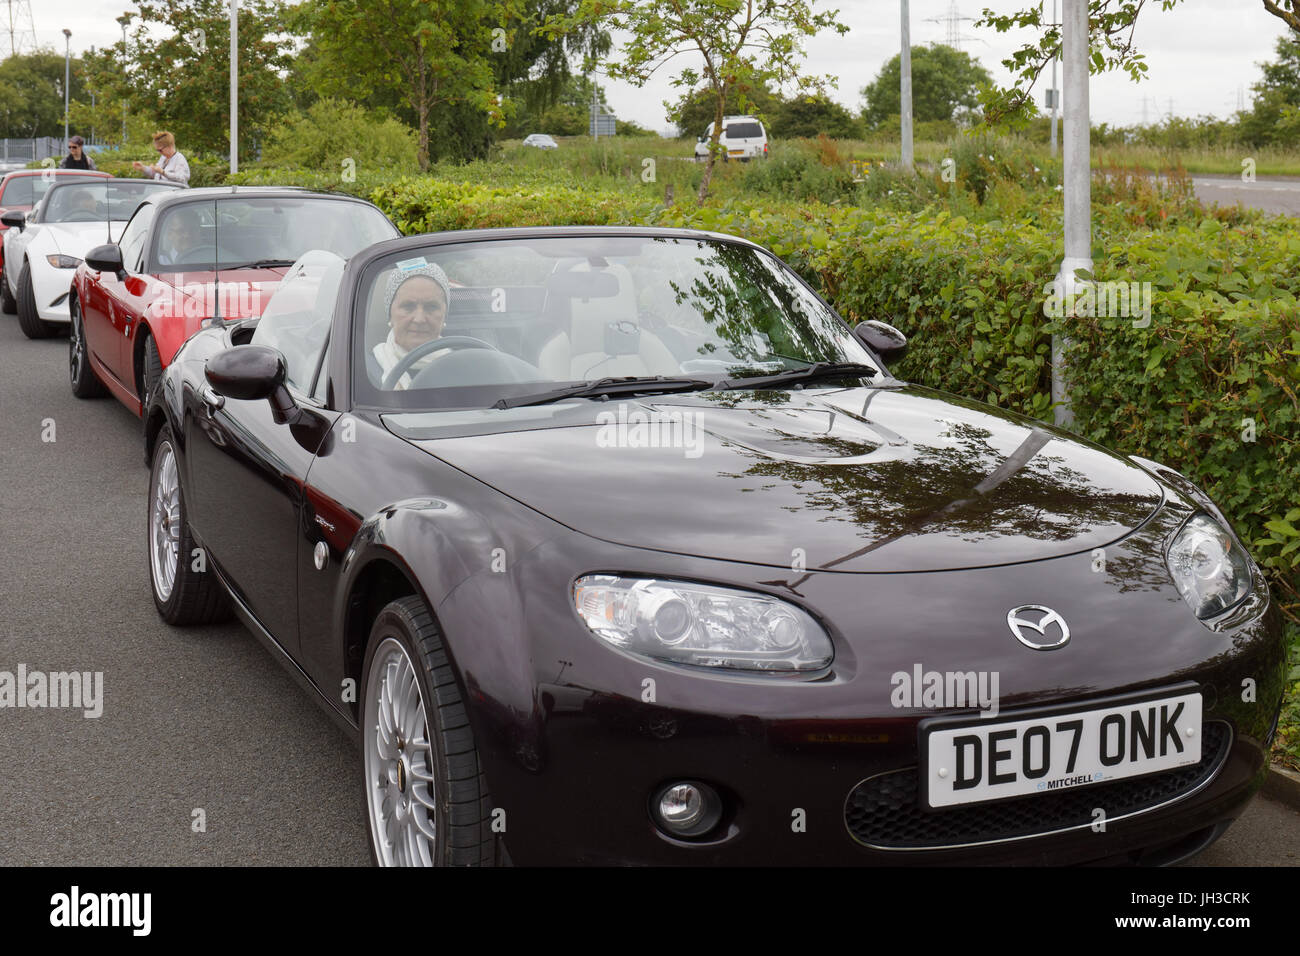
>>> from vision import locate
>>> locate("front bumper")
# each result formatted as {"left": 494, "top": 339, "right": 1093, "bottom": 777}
{"left": 434, "top": 517, "right": 1286, "bottom": 866}
{"left": 31, "top": 263, "right": 74, "bottom": 322}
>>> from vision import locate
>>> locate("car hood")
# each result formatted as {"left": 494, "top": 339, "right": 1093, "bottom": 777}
{"left": 45, "top": 220, "right": 128, "bottom": 252}
{"left": 385, "top": 385, "right": 1165, "bottom": 573}
{"left": 152, "top": 266, "right": 287, "bottom": 318}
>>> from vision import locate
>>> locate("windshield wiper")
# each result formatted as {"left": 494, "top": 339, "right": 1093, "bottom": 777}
{"left": 493, "top": 376, "right": 715, "bottom": 410}
{"left": 715, "top": 361, "right": 878, "bottom": 392}
{"left": 220, "top": 258, "right": 297, "bottom": 271}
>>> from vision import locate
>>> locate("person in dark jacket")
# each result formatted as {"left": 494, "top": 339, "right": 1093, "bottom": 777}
{"left": 59, "top": 136, "right": 97, "bottom": 170}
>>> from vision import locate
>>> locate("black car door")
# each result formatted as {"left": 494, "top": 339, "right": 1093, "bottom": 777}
{"left": 182, "top": 266, "right": 342, "bottom": 656}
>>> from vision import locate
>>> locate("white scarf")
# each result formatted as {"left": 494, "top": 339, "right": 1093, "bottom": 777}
{"left": 372, "top": 330, "right": 437, "bottom": 389}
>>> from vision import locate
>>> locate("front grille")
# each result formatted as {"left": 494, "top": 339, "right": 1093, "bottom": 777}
{"left": 844, "top": 721, "right": 1231, "bottom": 850}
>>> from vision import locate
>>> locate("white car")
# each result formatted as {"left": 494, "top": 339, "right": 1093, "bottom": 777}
{"left": 2, "top": 178, "right": 181, "bottom": 339}
{"left": 694, "top": 116, "right": 769, "bottom": 162}
{"left": 522, "top": 133, "right": 559, "bottom": 150}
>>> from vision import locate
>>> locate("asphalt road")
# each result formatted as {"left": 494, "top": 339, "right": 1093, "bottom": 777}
{"left": 0, "top": 277, "right": 1297, "bottom": 868}
{"left": 0, "top": 315, "right": 370, "bottom": 865}
{"left": 1192, "top": 174, "right": 1300, "bottom": 216}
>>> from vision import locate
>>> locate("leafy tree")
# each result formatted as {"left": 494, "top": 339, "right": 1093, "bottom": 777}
{"left": 547, "top": 0, "right": 848, "bottom": 202}
{"left": 861, "top": 44, "right": 990, "bottom": 130}
{"left": 260, "top": 98, "right": 418, "bottom": 169}
{"left": 976, "top": 2, "right": 1300, "bottom": 127}
{"left": 126, "top": 0, "right": 292, "bottom": 158}
{"left": 1239, "top": 34, "right": 1300, "bottom": 146}
{"left": 491, "top": 0, "right": 610, "bottom": 121}
{"left": 293, "top": 0, "right": 509, "bottom": 169}
{"left": 0, "top": 51, "right": 89, "bottom": 138}
{"left": 772, "top": 92, "right": 859, "bottom": 139}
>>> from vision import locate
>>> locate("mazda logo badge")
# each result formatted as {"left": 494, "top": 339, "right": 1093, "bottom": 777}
{"left": 1007, "top": 605, "right": 1070, "bottom": 650}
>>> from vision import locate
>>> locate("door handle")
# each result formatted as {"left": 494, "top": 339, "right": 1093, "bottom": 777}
{"left": 200, "top": 384, "right": 224, "bottom": 415}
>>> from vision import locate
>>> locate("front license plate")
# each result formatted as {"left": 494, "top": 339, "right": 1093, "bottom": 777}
{"left": 922, "top": 691, "right": 1202, "bottom": 808}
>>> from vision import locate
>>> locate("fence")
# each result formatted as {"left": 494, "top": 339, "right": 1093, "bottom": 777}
{"left": 0, "top": 135, "right": 111, "bottom": 166}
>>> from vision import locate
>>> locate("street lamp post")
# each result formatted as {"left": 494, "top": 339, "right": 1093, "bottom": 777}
{"left": 1052, "top": 0, "right": 1093, "bottom": 427}
{"left": 62, "top": 29, "right": 71, "bottom": 149}
{"left": 117, "top": 14, "right": 131, "bottom": 147}
{"left": 230, "top": 0, "right": 238, "bottom": 174}
{"left": 900, "top": 0, "right": 913, "bottom": 172}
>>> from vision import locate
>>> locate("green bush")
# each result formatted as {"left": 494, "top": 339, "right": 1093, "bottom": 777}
{"left": 260, "top": 98, "right": 418, "bottom": 173}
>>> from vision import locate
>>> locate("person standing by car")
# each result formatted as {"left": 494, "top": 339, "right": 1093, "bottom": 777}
{"left": 132, "top": 131, "right": 190, "bottom": 186}
{"left": 59, "top": 136, "right": 97, "bottom": 170}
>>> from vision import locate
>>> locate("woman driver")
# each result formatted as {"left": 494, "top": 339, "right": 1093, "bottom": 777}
{"left": 372, "top": 263, "right": 452, "bottom": 389}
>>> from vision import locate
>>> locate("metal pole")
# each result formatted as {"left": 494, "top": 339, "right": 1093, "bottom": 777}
{"left": 230, "top": 0, "right": 238, "bottom": 173}
{"left": 1049, "top": 0, "right": 1058, "bottom": 158}
{"left": 900, "top": 0, "right": 913, "bottom": 172}
{"left": 1052, "top": 0, "right": 1092, "bottom": 428}
{"left": 118, "top": 15, "right": 129, "bottom": 147}
{"left": 63, "top": 29, "right": 71, "bottom": 149}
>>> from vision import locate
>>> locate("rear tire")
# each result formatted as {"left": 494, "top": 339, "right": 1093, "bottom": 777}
{"left": 148, "top": 424, "right": 228, "bottom": 625}
{"left": 0, "top": 265, "right": 16, "bottom": 314}
{"left": 360, "top": 596, "right": 495, "bottom": 867}
{"left": 16, "top": 261, "right": 60, "bottom": 339}
{"left": 69, "top": 294, "right": 106, "bottom": 398}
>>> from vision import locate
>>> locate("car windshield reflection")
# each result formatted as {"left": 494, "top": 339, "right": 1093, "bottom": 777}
{"left": 356, "top": 236, "right": 880, "bottom": 408}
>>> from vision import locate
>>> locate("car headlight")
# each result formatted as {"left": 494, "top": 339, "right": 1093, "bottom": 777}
{"left": 1166, "top": 514, "right": 1252, "bottom": 619}
{"left": 46, "top": 254, "right": 82, "bottom": 269}
{"left": 573, "top": 575, "right": 833, "bottom": 674}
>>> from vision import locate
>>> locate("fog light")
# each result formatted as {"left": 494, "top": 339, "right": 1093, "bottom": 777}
{"left": 651, "top": 780, "right": 722, "bottom": 838}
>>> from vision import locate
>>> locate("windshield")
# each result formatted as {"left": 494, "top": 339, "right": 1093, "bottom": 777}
{"left": 42, "top": 181, "right": 172, "bottom": 223}
{"left": 354, "top": 235, "right": 878, "bottom": 409}
{"left": 149, "top": 197, "right": 396, "bottom": 272}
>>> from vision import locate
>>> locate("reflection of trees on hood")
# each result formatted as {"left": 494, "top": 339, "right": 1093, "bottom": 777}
{"left": 721, "top": 412, "right": 1156, "bottom": 554}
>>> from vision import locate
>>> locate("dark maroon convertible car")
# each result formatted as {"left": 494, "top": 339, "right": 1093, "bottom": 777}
{"left": 143, "top": 226, "right": 1285, "bottom": 866}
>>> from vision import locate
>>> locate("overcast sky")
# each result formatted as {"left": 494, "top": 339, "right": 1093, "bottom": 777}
{"left": 19, "top": 0, "right": 1295, "bottom": 134}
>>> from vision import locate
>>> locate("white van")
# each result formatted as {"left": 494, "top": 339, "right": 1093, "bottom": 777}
{"left": 694, "top": 116, "right": 769, "bottom": 162}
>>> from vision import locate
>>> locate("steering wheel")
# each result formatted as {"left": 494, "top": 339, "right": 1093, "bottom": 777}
{"left": 380, "top": 335, "right": 499, "bottom": 390}
{"left": 63, "top": 211, "right": 101, "bottom": 222}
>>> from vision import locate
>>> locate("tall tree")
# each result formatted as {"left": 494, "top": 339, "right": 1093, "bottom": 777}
{"left": 127, "top": 0, "right": 292, "bottom": 157}
{"left": 0, "top": 51, "right": 88, "bottom": 138}
{"left": 295, "top": 0, "right": 509, "bottom": 169}
{"left": 861, "top": 44, "right": 991, "bottom": 129}
{"left": 547, "top": 0, "right": 848, "bottom": 201}
{"left": 1239, "top": 34, "right": 1300, "bottom": 145}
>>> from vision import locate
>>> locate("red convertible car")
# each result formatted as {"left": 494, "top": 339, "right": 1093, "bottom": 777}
{"left": 70, "top": 186, "right": 399, "bottom": 417}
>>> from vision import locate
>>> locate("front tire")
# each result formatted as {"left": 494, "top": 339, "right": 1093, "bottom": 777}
{"left": 148, "top": 425, "right": 228, "bottom": 624}
{"left": 16, "top": 261, "right": 60, "bottom": 339}
{"left": 361, "top": 596, "right": 495, "bottom": 867}
{"left": 142, "top": 334, "right": 162, "bottom": 408}
{"left": 69, "top": 294, "right": 106, "bottom": 398}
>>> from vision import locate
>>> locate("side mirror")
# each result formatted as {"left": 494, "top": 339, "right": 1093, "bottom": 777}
{"left": 205, "top": 344, "right": 298, "bottom": 423}
{"left": 853, "top": 320, "right": 908, "bottom": 366}
{"left": 1, "top": 210, "right": 25, "bottom": 231}
{"left": 85, "top": 243, "right": 126, "bottom": 280}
